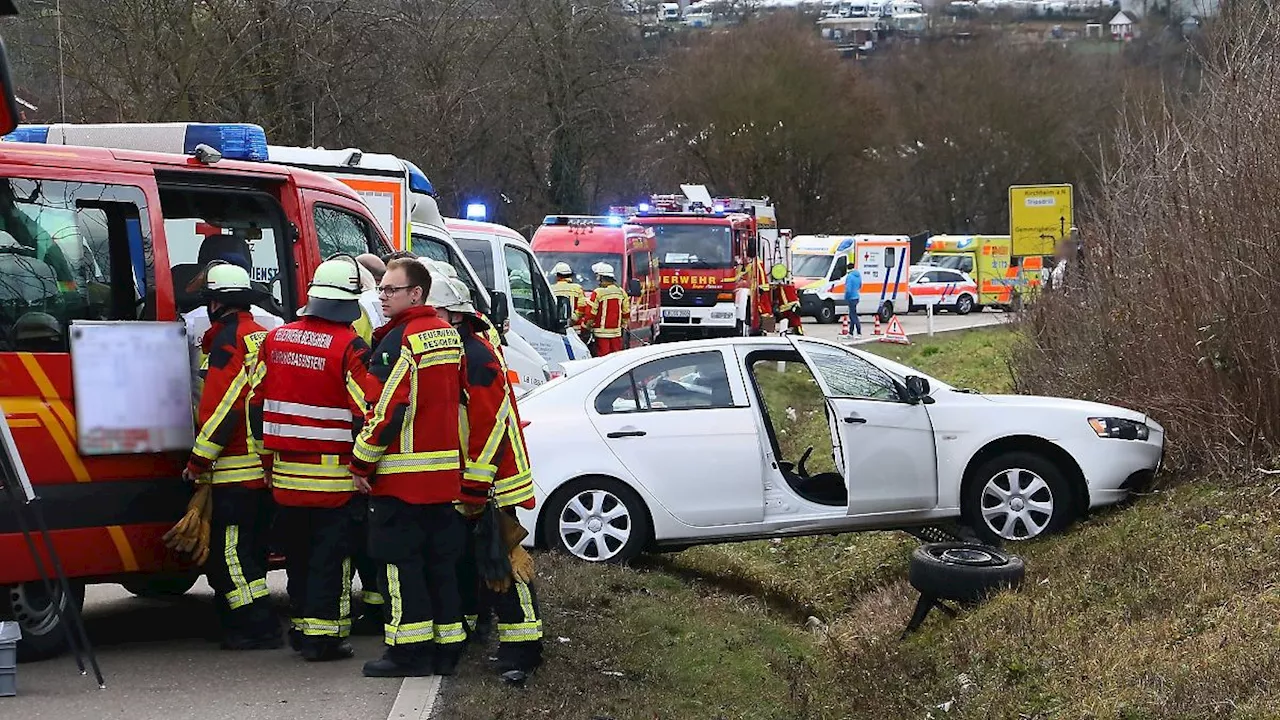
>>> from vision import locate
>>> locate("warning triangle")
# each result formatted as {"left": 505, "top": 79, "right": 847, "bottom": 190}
{"left": 878, "top": 316, "right": 910, "bottom": 345}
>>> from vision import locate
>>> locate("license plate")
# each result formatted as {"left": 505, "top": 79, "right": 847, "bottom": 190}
{"left": 711, "top": 311, "right": 734, "bottom": 320}
{"left": 664, "top": 309, "right": 692, "bottom": 318}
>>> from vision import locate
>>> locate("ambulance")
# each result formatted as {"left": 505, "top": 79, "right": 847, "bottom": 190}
{"left": 918, "top": 234, "right": 1039, "bottom": 309}
{"left": 790, "top": 234, "right": 910, "bottom": 323}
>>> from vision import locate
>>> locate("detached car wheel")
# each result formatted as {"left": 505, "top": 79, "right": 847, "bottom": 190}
{"left": 543, "top": 478, "right": 651, "bottom": 564}
{"left": 4, "top": 580, "right": 86, "bottom": 662}
{"left": 909, "top": 542, "right": 1025, "bottom": 603}
{"left": 877, "top": 302, "right": 894, "bottom": 323}
{"left": 963, "top": 451, "right": 1075, "bottom": 544}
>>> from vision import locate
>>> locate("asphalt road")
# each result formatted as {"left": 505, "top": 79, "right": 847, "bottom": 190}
{"left": 7, "top": 573, "right": 404, "bottom": 720}
{"left": 798, "top": 306, "right": 1007, "bottom": 343}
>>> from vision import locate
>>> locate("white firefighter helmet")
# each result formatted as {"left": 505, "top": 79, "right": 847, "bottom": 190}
{"left": 445, "top": 278, "right": 477, "bottom": 314}
{"left": 425, "top": 270, "right": 473, "bottom": 313}
{"left": 592, "top": 261, "right": 616, "bottom": 279}
{"left": 420, "top": 257, "right": 459, "bottom": 281}
{"left": 305, "top": 254, "right": 362, "bottom": 324}
{"left": 203, "top": 260, "right": 253, "bottom": 296}
{"left": 551, "top": 261, "right": 573, "bottom": 276}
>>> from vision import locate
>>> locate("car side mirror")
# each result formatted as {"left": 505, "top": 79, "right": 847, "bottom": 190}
{"left": 626, "top": 278, "right": 642, "bottom": 298}
{"left": 555, "top": 295, "right": 573, "bottom": 327}
{"left": 905, "top": 375, "right": 934, "bottom": 404}
{"left": 488, "top": 290, "right": 510, "bottom": 330}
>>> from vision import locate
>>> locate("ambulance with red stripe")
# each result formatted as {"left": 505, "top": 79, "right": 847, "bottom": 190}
{"left": 0, "top": 122, "right": 395, "bottom": 659}
{"left": 907, "top": 265, "right": 980, "bottom": 315}
{"left": 790, "top": 234, "right": 910, "bottom": 324}
{"left": 918, "top": 234, "right": 1038, "bottom": 310}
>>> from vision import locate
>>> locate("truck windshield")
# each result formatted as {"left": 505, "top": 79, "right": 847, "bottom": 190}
{"left": 649, "top": 224, "right": 733, "bottom": 268}
{"left": 534, "top": 251, "right": 622, "bottom": 292}
{"left": 792, "top": 254, "right": 834, "bottom": 278}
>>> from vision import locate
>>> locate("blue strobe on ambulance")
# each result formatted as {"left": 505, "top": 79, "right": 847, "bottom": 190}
{"left": 790, "top": 234, "right": 910, "bottom": 324}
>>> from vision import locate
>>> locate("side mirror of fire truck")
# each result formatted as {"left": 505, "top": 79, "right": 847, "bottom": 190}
{"left": 626, "top": 278, "right": 643, "bottom": 298}
{"left": 0, "top": 37, "right": 20, "bottom": 136}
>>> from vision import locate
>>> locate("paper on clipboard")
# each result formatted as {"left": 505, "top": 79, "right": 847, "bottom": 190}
{"left": 69, "top": 320, "right": 195, "bottom": 456}
{"left": 0, "top": 412, "right": 35, "bottom": 501}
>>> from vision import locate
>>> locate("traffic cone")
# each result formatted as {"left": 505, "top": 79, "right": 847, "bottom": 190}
{"left": 873, "top": 316, "right": 882, "bottom": 336}
{"left": 839, "top": 314, "right": 849, "bottom": 336}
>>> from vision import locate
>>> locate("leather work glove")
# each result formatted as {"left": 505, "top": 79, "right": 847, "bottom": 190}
{"left": 458, "top": 501, "right": 486, "bottom": 519}
{"left": 497, "top": 509, "right": 529, "bottom": 552}
{"left": 509, "top": 545, "right": 535, "bottom": 585}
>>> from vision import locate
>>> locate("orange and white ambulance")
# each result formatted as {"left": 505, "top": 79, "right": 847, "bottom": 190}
{"left": 789, "top": 234, "right": 910, "bottom": 323}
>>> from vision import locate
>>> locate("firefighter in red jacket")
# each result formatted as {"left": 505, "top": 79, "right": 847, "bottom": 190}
{"left": 182, "top": 260, "right": 280, "bottom": 651}
{"left": 433, "top": 276, "right": 543, "bottom": 685}
{"left": 247, "top": 254, "right": 375, "bottom": 663}
{"left": 585, "top": 262, "right": 629, "bottom": 356}
{"left": 772, "top": 268, "right": 804, "bottom": 335}
{"left": 351, "top": 257, "right": 475, "bottom": 678}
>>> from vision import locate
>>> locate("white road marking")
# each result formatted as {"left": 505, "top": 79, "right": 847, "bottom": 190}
{"left": 386, "top": 676, "right": 443, "bottom": 720}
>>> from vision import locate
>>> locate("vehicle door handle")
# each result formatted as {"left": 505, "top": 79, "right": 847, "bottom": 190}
{"left": 843, "top": 414, "right": 867, "bottom": 424}
{"left": 607, "top": 429, "right": 647, "bottom": 438}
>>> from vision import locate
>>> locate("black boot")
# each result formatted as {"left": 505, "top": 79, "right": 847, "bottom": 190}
{"left": 497, "top": 641, "right": 543, "bottom": 685}
{"left": 288, "top": 627, "right": 303, "bottom": 652}
{"left": 362, "top": 645, "right": 434, "bottom": 678}
{"left": 434, "top": 643, "right": 465, "bottom": 676}
{"left": 351, "top": 609, "right": 384, "bottom": 637}
{"left": 300, "top": 636, "right": 355, "bottom": 662}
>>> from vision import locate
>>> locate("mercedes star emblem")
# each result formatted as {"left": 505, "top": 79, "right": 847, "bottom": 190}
{"left": 669, "top": 284, "right": 685, "bottom": 300}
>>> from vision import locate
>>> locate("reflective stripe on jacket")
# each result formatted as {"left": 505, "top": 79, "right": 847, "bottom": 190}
{"left": 587, "top": 284, "right": 629, "bottom": 339}
{"left": 351, "top": 305, "right": 467, "bottom": 506}
{"left": 186, "top": 309, "right": 267, "bottom": 487}
{"left": 458, "top": 322, "right": 535, "bottom": 510}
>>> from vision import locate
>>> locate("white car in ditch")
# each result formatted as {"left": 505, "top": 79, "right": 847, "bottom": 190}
{"left": 513, "top": 336, "right": 1164, "bottom": 562}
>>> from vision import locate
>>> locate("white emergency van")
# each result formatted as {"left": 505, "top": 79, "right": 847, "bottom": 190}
{"left": 789, "top": 234, "right": 910, "bottom": 323}
{"left": 446, "top": 215, "right": 589, "bottom": 365}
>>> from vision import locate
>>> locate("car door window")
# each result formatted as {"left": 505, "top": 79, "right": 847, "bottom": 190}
{"left": 503, "top": 244, "right": 559, "bottom": 332}
{"left": 797, "top": 341, "right": 901, "bottom": 402}
{"left": 412, "top": 233, "right": 489, "bottom": 315}
{"left": 0, "top": 179, "right": 155, "bottom": 352}
{"left": 830, "top": 254, "right": 848, "bottom": 281}
{"left": 315, "top": 204, "right": 377, "bottom": 258}
{"left": 595, "top": 351, "right": 736, "bottom": 414}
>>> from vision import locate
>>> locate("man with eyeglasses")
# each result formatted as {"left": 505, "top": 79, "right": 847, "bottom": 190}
{"left": 353, "top": 258, "right": 474, "bottom": 677}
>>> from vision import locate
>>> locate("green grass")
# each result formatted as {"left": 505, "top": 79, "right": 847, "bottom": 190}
{"left": 861, "top": 325, "right": 1018, "bottom": 394}
{"left": 448, "top": 326, "right": 1280, "bottom": 717}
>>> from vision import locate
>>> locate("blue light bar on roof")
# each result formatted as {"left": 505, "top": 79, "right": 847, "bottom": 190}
{"left": 182, "top": 123, "right": 269, "bottom": 161}
{"left": 466, "top": 203, "right": 487, "bottom": 221}
{"left": 2, "top": 125, "right": 50, "bottom": 143}
{"left": 837, "top": 238, "right": 854, "bottom": 252}
{"left": 605, "top": 215, "right": 624, "bottom": 226}
{"left": 405, "top": 161, "right": 435, "bottom": 196}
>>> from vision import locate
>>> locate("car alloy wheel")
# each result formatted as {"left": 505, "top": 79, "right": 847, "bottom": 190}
{"left": 980, "top": 467, "right": 1055, "bottom": 540}
{"left": 955, "top": 294, "right": 974, "bottom": 315}
{"left": 558, "top": 489, "right": 633, "bottom": 562}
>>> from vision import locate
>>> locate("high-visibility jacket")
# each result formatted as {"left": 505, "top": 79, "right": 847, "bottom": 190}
{"left": 185, "top": 309, "right": 267, "bottom": 488}
{"left": 776, "top": 282, "right": 801, "bottom": 313}
{"left": 458, "top": 320, "right": 535, "bottom": 511}
{"left": 587, "top": 284, "right": 629, "bottom": 339}
{"left": 551, "top": 280, "right": 588, "bottom": 324}
{"left": 753, "top": 261, "right": 772, "bottom": 319}
{"left": 247, "top": 316, "right": 374, "bottom": 508}
{"left": 351, "top": 305, "right": 467, "bottom": 506}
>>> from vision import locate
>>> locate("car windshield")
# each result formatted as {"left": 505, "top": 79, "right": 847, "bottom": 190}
{"left": 910, "top": 268, "right": 925, "bottom": 282}
{"left": 534, "top": 251, "right": 622, "bottom": 292}
{"left": 792, "top": 254, "right": 834, "bottom": 278}
{"left": 919, "top": 252, "right": 969, "bottom": 271}
{"left": 648, "top": 223, "right": 733, "bottom": 268}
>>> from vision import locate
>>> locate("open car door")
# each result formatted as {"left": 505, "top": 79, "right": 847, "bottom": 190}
{"left": 784, "top": 336, "right": 939, "bottom": 516}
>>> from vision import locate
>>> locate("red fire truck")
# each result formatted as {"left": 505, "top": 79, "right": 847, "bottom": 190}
{"left": 0, "top": 123, "right": 397, "bottom": 659}
{"left": 530, "top": 215, "right": 661, "bottom": 348}
{"left": 611, "top": 186, "right": 782, "bottom": 339}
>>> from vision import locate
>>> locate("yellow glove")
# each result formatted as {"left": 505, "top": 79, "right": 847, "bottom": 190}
{"left": 510, "top": 545, "right": 535, "bottom": 585}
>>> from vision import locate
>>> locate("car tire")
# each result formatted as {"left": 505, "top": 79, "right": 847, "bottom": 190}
{"left": 954, "top": 293, "right": 975, "bottom": 315}
{"left": 963, "top": 451, "right": 1075, "bottom": 544}
{"left": 4, "top": 580, "right": 87, "bottom": 662}
{"left": 817, "top": 301, "right": 836, "bottom": 324}
{"left": 542, "top": 477, "right": 652, "bottom": 564}
{"left": 121, "top": 571, "right": 201, "bottom": 599}
{"left": 877, "top": 301, "right": 894, "bottom": 323}
{"left": 908, "top": 542, "right": 1025, "bottom": 603}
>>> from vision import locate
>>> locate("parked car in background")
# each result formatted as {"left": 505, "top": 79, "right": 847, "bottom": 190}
{"left": 514, "top": 336, "right": 1163, "bottom": 562}
{"left": 907, "top": 267, "right": 979, "bottom": 315}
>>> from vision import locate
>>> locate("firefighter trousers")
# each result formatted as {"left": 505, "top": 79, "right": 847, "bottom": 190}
{"left": 275, "top": 498, "right": 359, "bottom": 641}
{"left": 349, "top": 495, "right": 385, "bottom": 614}
{"left": 207, "top": 485, "right": 274, "bottom": 638}
{"left": 593, "top": 335, "right": 623, "bottom": 356}
{"left": 368, "top": 498, "right": 466, "bottom": 654}
{"left": 459, "top": 516, "right": 544, "bottom": 672}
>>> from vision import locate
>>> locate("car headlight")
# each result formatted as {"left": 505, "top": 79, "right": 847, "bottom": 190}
{"left": 1088, "top": 417, "right": 1150, "bottom": 441}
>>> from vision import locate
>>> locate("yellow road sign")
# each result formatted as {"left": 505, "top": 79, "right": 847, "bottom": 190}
{"left": 1009, "top": 184, "right": 1073, "bottom": 257}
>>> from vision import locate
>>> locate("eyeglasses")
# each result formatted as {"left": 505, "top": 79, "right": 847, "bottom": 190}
{"left": 377, "top": 284, "right": 414, "bottom": 297}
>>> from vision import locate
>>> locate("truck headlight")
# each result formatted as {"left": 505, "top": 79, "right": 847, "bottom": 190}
{"left": 1088, "top": 417, "right": 1149, "bottom": 441}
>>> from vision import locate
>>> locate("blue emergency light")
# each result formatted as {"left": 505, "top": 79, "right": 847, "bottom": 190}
{"left": 2, "top": 125, "right": 49, "bottom": 143}
{"left": 637, "top": 202, "right": 651, "bottom": 213}
{"left": 181, "top": 124, "right": 269, "bottom": 161}
{"left": 713, "top": 203, "right": 726, "bottom": 213}
{"left": 466, "top": 203, "right": 488, "bottom": 221}
{"left": 405, "top": 161, "right": 435, "bottom": 196}
{"left": 837, "top": 238, "right": 854, "bottom": 252}
{"left": 605, "top": 215, "right": 624, "bottom": 226}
